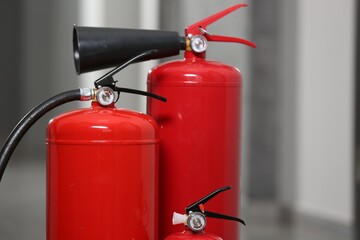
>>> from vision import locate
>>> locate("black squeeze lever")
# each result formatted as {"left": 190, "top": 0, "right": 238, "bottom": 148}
{"left": 186, "top": 186, "right": 245, "bottom": 225}
{"left": 94, "top": 50, "right": 166, "bottom": 102}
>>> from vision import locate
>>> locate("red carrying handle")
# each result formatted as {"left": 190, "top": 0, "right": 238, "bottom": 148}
{"left": 185, "top": 4, "right": 256, "bottom": 48}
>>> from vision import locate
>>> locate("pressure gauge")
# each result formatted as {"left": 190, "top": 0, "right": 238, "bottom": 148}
{"left": 190, "top": 35, "right": 208, "bottom": 53}
{"left": 96, "top": 87, "right": 115, "bottom": 106}
{"left": 187, "top": 212, "right": 207, "bottom": 232}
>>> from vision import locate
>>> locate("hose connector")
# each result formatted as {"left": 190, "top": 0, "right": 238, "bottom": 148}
{"left": 80, "top": 88, "right": 96, "bottom": 101}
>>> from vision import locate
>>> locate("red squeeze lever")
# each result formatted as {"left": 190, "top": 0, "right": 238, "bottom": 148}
{"left": 185, "top": 4, "right": 256, "bottom": 48}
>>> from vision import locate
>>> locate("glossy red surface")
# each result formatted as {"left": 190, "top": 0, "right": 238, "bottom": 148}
{"left": 165, "top": 230, "right": 222, "bottom": 240}
{"left": 46, "top": 102, "right": 159, "bottom": 240}
{"left": 147, "top": 53, "right": 243, "bottom": 239}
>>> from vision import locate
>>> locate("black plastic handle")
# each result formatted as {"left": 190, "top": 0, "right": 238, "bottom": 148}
{"left": 93, "top": 50, "right": 167, "bottom": 103}
{"left": 185, "top": 186, "right": 246, "bottom": 226}
{"left": 205, "top": 210, "right": 245, "bottom": 225}
{"left": 186, "top": 186, "right": 231, "bottom": 213}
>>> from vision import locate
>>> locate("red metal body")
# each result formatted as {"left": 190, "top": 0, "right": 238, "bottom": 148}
{"left": 165, "top": 230, "right": 222, "bottom": 240}
{"left": 147, "top": 51, "right": 242, "bottom": 239}
{"left": 46, "top": 102, "right": 159, "bottom": 240}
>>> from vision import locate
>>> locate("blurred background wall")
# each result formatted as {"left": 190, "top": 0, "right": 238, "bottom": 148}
{"left": 0, "top": 0, "right": 356, "bottom": 239}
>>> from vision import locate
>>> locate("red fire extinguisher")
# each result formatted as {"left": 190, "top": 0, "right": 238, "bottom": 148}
{"left": 46, "top": 91, "right": 160, "bottom": 239}
{"left": 47, "top": 97, "right": 158, "bottom": 239}
{"left": 147, "top": 4, "right": 256, "bottom": 239}
{"left": 165, "top": 186, "right": 245, "bottom": 240}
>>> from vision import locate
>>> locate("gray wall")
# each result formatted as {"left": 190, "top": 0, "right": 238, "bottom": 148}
{"left": 248, "top": 0, "right": 280, "bottom": 199}
{"left": 19, "top": 0, "right": 80, "bottom": 152}
{"left": 0, "top": 1, "right": 22, "bottom": 140}
{"left": 294, "top": 0, "right": 354, "bottom": 224}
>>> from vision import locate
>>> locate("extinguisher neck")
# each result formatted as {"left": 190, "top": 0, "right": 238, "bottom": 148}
{"left": 184, "top": 51, "right": 205, "bottom": 60}
{"left": 91, "top": 101, "right": 115, "bottom": 108}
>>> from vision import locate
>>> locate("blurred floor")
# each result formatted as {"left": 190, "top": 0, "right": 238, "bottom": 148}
{"left": 0, "top": 152, "right": 46, "bottom": 240}
{"left": 241, "top": 202, "right": 354, "bottom": 240}
{"left": 0, "top": 153, "right": 355, "bottom": 240}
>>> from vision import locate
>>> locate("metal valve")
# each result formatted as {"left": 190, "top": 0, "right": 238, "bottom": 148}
{"left": 172, "top": 186, "right": 245, "bottom": 233}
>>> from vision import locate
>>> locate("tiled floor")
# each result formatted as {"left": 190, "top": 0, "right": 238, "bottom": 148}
{"left": 0, "top": 153, "right": 355, "bottom": 239}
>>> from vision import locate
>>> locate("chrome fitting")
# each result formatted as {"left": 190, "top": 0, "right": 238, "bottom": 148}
{"left": 80, "top": 88, "right": 95, "bottom": 101}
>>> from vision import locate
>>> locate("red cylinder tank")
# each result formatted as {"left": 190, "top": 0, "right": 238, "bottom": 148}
{"left": 147, "top": 52, "right": 242, "bottom": 239}
{"left": 46, "top": 102, "right": 159, "bottom": 240}
{"left": 165, "top": 230, "right": 222, "bottom": 240}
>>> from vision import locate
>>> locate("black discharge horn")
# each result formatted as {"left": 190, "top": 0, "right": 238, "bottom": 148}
{"left": 73, "top": 25, "right": 186, "bottom": 74}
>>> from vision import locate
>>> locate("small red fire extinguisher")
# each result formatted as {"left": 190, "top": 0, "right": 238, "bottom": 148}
{"left": 165, "top": 186, "right": 245, "bottom": 240}
{"left": 147, "top": 4, "right": 256, "bottom": 239}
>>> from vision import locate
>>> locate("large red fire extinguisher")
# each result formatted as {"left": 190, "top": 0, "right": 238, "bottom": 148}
{"left": 165, "top": 186, "right": 245, "bottom": 240}
{"left": 147, "top": 4, "right": 256, "bottom": 239}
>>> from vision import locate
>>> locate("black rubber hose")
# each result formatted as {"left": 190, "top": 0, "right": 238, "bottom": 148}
{"left": 0, "top": 89, "right": 81, "bottom": 181}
